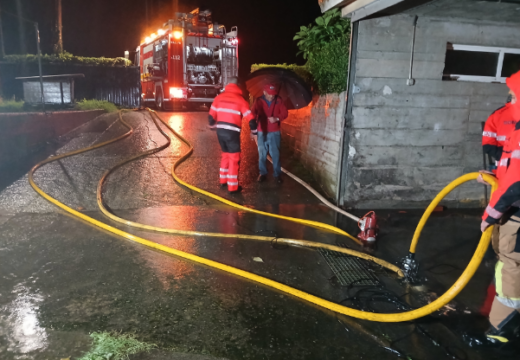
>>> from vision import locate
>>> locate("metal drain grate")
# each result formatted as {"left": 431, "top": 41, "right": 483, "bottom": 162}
{"left": 319, "top": 248, "right": 379, "bottom": 286}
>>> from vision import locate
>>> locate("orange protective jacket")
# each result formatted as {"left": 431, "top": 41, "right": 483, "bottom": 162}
{"left": 208, "top": 83, "right": 254, "bottom": 131}
{"left": 482, "top": 103, "right": 517, "bottom": 161}
{"left": 483, "top": 122, "right": 520, "bottom": 224}
{"left": 483, "top": 71, "right": 520, "bottom": 224}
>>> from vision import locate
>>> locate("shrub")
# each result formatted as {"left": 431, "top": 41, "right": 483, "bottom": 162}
{"left": 0, "top": 99, "right": 25, "bottom": 113}
{"left": 75, "top": 99, "right": 118, "bottom": 113}
{"left": 3, "top": 51, "right": 131, "bottom": 67}
{"left": 78, "top": 332, "right": 156, "bottom": 360}
{"left": 293, "top": 9, "right": 350, "bottom": 94}
{"left": 293, "top": 9, "right": 350, "bottom": 60}
{"left": 307, "top": 37, "right": 349, "bottom": 94}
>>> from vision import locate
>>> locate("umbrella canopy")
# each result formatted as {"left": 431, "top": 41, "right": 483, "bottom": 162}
{"left": 245, "top": 68, "right": 312, "bottom": 110}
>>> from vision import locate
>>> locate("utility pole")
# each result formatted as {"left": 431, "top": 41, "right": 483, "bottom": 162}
{"left": 0, "top": 5, "right": 6, "bottom": 58}
{"left": 35, "top": 23, "right": 45, "bottom": 111}
{"left": 16, "top": 0, "right": 27, "bottom": 54}
{"left": 53, "top": 0, "right": 63, "bottom": 54}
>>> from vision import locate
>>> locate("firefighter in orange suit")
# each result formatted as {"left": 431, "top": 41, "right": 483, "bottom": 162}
{"left": 482, "top": 97, "right": 518, "bottom": 172}
{"left": 476, "top": 71, "right": 520, "bottom": 347}
{"left": 208, "top": 77, "right": 254, "bottom": 193}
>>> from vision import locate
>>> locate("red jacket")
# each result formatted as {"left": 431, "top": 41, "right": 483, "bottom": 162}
{"left": 483, "top": 121, "right": 520, "bottom": 224}
{"left": 483, "top": 71, "right": 520, "bottom": 224}
{"left": 250, "top": 96, "right": 289, "bottom": 134}
{"left": 209, "top": 84, "right": 254, "bottom": 131}
{"left": 482, "top": 103, "right": 517, "bottom": 161}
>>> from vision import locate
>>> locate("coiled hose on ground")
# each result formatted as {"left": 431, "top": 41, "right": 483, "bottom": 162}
{"left": 28, "top": 109, "right": 497, "bottom": 322}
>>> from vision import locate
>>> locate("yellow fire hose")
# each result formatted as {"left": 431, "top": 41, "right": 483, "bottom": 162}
{"left": 28, "top": 109, "right": 498, "bottom": 322}
{"left": 96, "top": 110, "right": 400, "bottom": 273}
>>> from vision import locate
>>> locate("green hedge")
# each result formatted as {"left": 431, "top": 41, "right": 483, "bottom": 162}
{"left": 3, "top": 52, "right": 131, "bottom": 67}
{"left": 307, "top": 37, "right": 349, "bottom": 94}
{"left": 75, "top": 99, "right": 118, "bottom": 113}
{"left": 0, "top": 99, "right": 24, "bottom": 113}
{"left": 251, "top": 63, "right": 314, "bottom": 88}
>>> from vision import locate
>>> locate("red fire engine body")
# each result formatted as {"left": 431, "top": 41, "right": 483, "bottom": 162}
{"left": 136, "top": 9, "right": 239, "bottom": 109}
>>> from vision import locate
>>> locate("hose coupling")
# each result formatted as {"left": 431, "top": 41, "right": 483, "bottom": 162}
{"left": 400, "top": 253, "right": 420, "bottom": 283}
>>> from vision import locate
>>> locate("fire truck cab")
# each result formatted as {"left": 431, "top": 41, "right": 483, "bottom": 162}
{"left": 136, "top": 9, "right": 239, "bottom": 110}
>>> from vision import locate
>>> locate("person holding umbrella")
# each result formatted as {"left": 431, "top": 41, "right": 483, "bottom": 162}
{"left": 249, "top": 84, "right": 289, "bottom": 183}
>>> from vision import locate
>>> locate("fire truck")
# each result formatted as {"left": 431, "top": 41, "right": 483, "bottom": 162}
{"left": 136, "top": 9, "right": 239, "bottom": 110}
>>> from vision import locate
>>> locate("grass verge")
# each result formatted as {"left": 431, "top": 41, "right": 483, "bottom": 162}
{"left": 78, "top": 332, "right": 156, "bottom": 360}
{"left": 0, "top": 99, "right": 25, "bottom": 113}
{"left": 75, "top": 99, "right": 118, "bottom": 113}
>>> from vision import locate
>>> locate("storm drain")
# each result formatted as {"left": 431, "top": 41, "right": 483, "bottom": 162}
{"left": 319, "top": 247, "right": 380, "bottom": 286}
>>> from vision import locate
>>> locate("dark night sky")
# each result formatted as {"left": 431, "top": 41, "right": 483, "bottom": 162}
{"left": 0, "top": 0, "right": 322, "bottom": 77}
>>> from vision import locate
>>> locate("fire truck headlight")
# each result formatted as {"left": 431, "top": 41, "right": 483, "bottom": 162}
{"left": 170, "top": 87, "right": 186, "bottom": 99}
{"left": 173, "top": 31, "right": 183, "bottom": 39}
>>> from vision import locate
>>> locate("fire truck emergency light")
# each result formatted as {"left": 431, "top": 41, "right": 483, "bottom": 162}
{"left": 170, "top": 87, "right": 187, "bottom": 99}
{"left": 158, "top": 29, "right": 166, "bottom": 36}
{"left": 173, "top": 31, "right": 183, "bottom": 39}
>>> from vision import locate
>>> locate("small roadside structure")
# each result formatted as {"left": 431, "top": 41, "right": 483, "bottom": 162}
{"left": 315, "top": 0, "right": 520, "bottom": 209}
{"left": 16, "top": 74, "right": 85, "bottom": 105}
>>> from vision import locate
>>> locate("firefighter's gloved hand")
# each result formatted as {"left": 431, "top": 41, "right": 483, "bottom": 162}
{"left": 477, "top": 170, "right": 495, "bottom": 185}
{"left": 481, "top": 220, "right": 491, "bottom": 232}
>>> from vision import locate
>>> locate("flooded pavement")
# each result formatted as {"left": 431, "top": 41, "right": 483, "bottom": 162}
{"left": 0, "top": 110, "right": 517, "bottom": 359}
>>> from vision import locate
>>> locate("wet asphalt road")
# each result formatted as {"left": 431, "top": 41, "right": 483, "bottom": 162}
{"left": 0, "top": 110, "right": 513, "bottom": 359}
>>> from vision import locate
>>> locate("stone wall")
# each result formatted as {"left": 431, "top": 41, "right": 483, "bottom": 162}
{"left": 281, "top": 92, "right": 346, "bottom": 198}
{"left": 342, "top": 14, "right": 520, "bottom": 209}
{"left": 0, "top": 110, "right": 105, "bottom": 169}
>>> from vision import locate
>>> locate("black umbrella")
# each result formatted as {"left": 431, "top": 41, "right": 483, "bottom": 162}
{"left": 245, "top": 68, "right": 312, "bottom": 110}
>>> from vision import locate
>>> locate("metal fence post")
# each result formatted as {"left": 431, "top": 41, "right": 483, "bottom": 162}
{"left": 34, "top": 22, "right": 45, "bottom": 111}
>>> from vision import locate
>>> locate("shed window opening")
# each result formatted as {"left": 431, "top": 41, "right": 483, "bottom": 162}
{"left": 443, "top": 43, "right": 520, "bottom": 83}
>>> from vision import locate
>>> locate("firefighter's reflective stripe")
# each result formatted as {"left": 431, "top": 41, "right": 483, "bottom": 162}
{"left": 220, "top": 168, "right": 229, "bottom": 172}
{"left": 213, "top": 107, "right": 242, "bottom": 115}
{"left": 227, "top": 175, "right": 238, "bottom": 179}
{"left": 220, "top": 175, "right": 228, "bottom": 178}
{"left": 486, "top": 205, "right": 503, "bottom": 219}
{"left": 512, "top": 150, "right": 520, "bottom": 159}
{"left": 500, "top": 158, "right": 509, "bottom": 167}
{"left": 497, "top": 135, "right": 507, "bottom": 141}
{"left": 217, "top": 124, "right": 241, "bottom": 132}
{"left": 483, "top": 131, "right": 498, "bottom": 138}
{"left": 496, "top": 261, "right": 520, "bottom": 308}
{"left": 227, "top": 181, "right": 239, "bottom": 186}
{"left": 243, "top": 110, "right": 251, "bottom": 117}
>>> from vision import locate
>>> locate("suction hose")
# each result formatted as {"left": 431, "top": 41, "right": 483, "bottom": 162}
{"left": 28, "top": 109, "right": 497, "bottom": 322}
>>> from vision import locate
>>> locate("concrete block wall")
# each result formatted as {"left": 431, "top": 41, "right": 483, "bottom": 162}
{"left": 344, "top": 14, "right": 520, "bottom": 209}
{"left": 281, "top": 92, "right": 346, "bottom": 198}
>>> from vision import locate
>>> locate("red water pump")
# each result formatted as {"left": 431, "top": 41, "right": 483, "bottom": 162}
{"left": 357, "top": 211, "right": 378, "bottom": 247}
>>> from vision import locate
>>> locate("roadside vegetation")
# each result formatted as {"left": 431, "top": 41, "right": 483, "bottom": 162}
{"left": 78, "top": 332, "right": 156, "bottom": 360}
{"left": 252, "top": 9, "right": 350, "bottom": 95}
{"left": 3, "top": 51, "right": 131, "bottom": 67}
{"left": 0, "top": 98, "right": 24, "bottom": 113}
{"left": 75, "top": 99, "right": 118, "bottom": 113}
{"left": 0, "top": 99, "right": 118, "bottom": 113}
